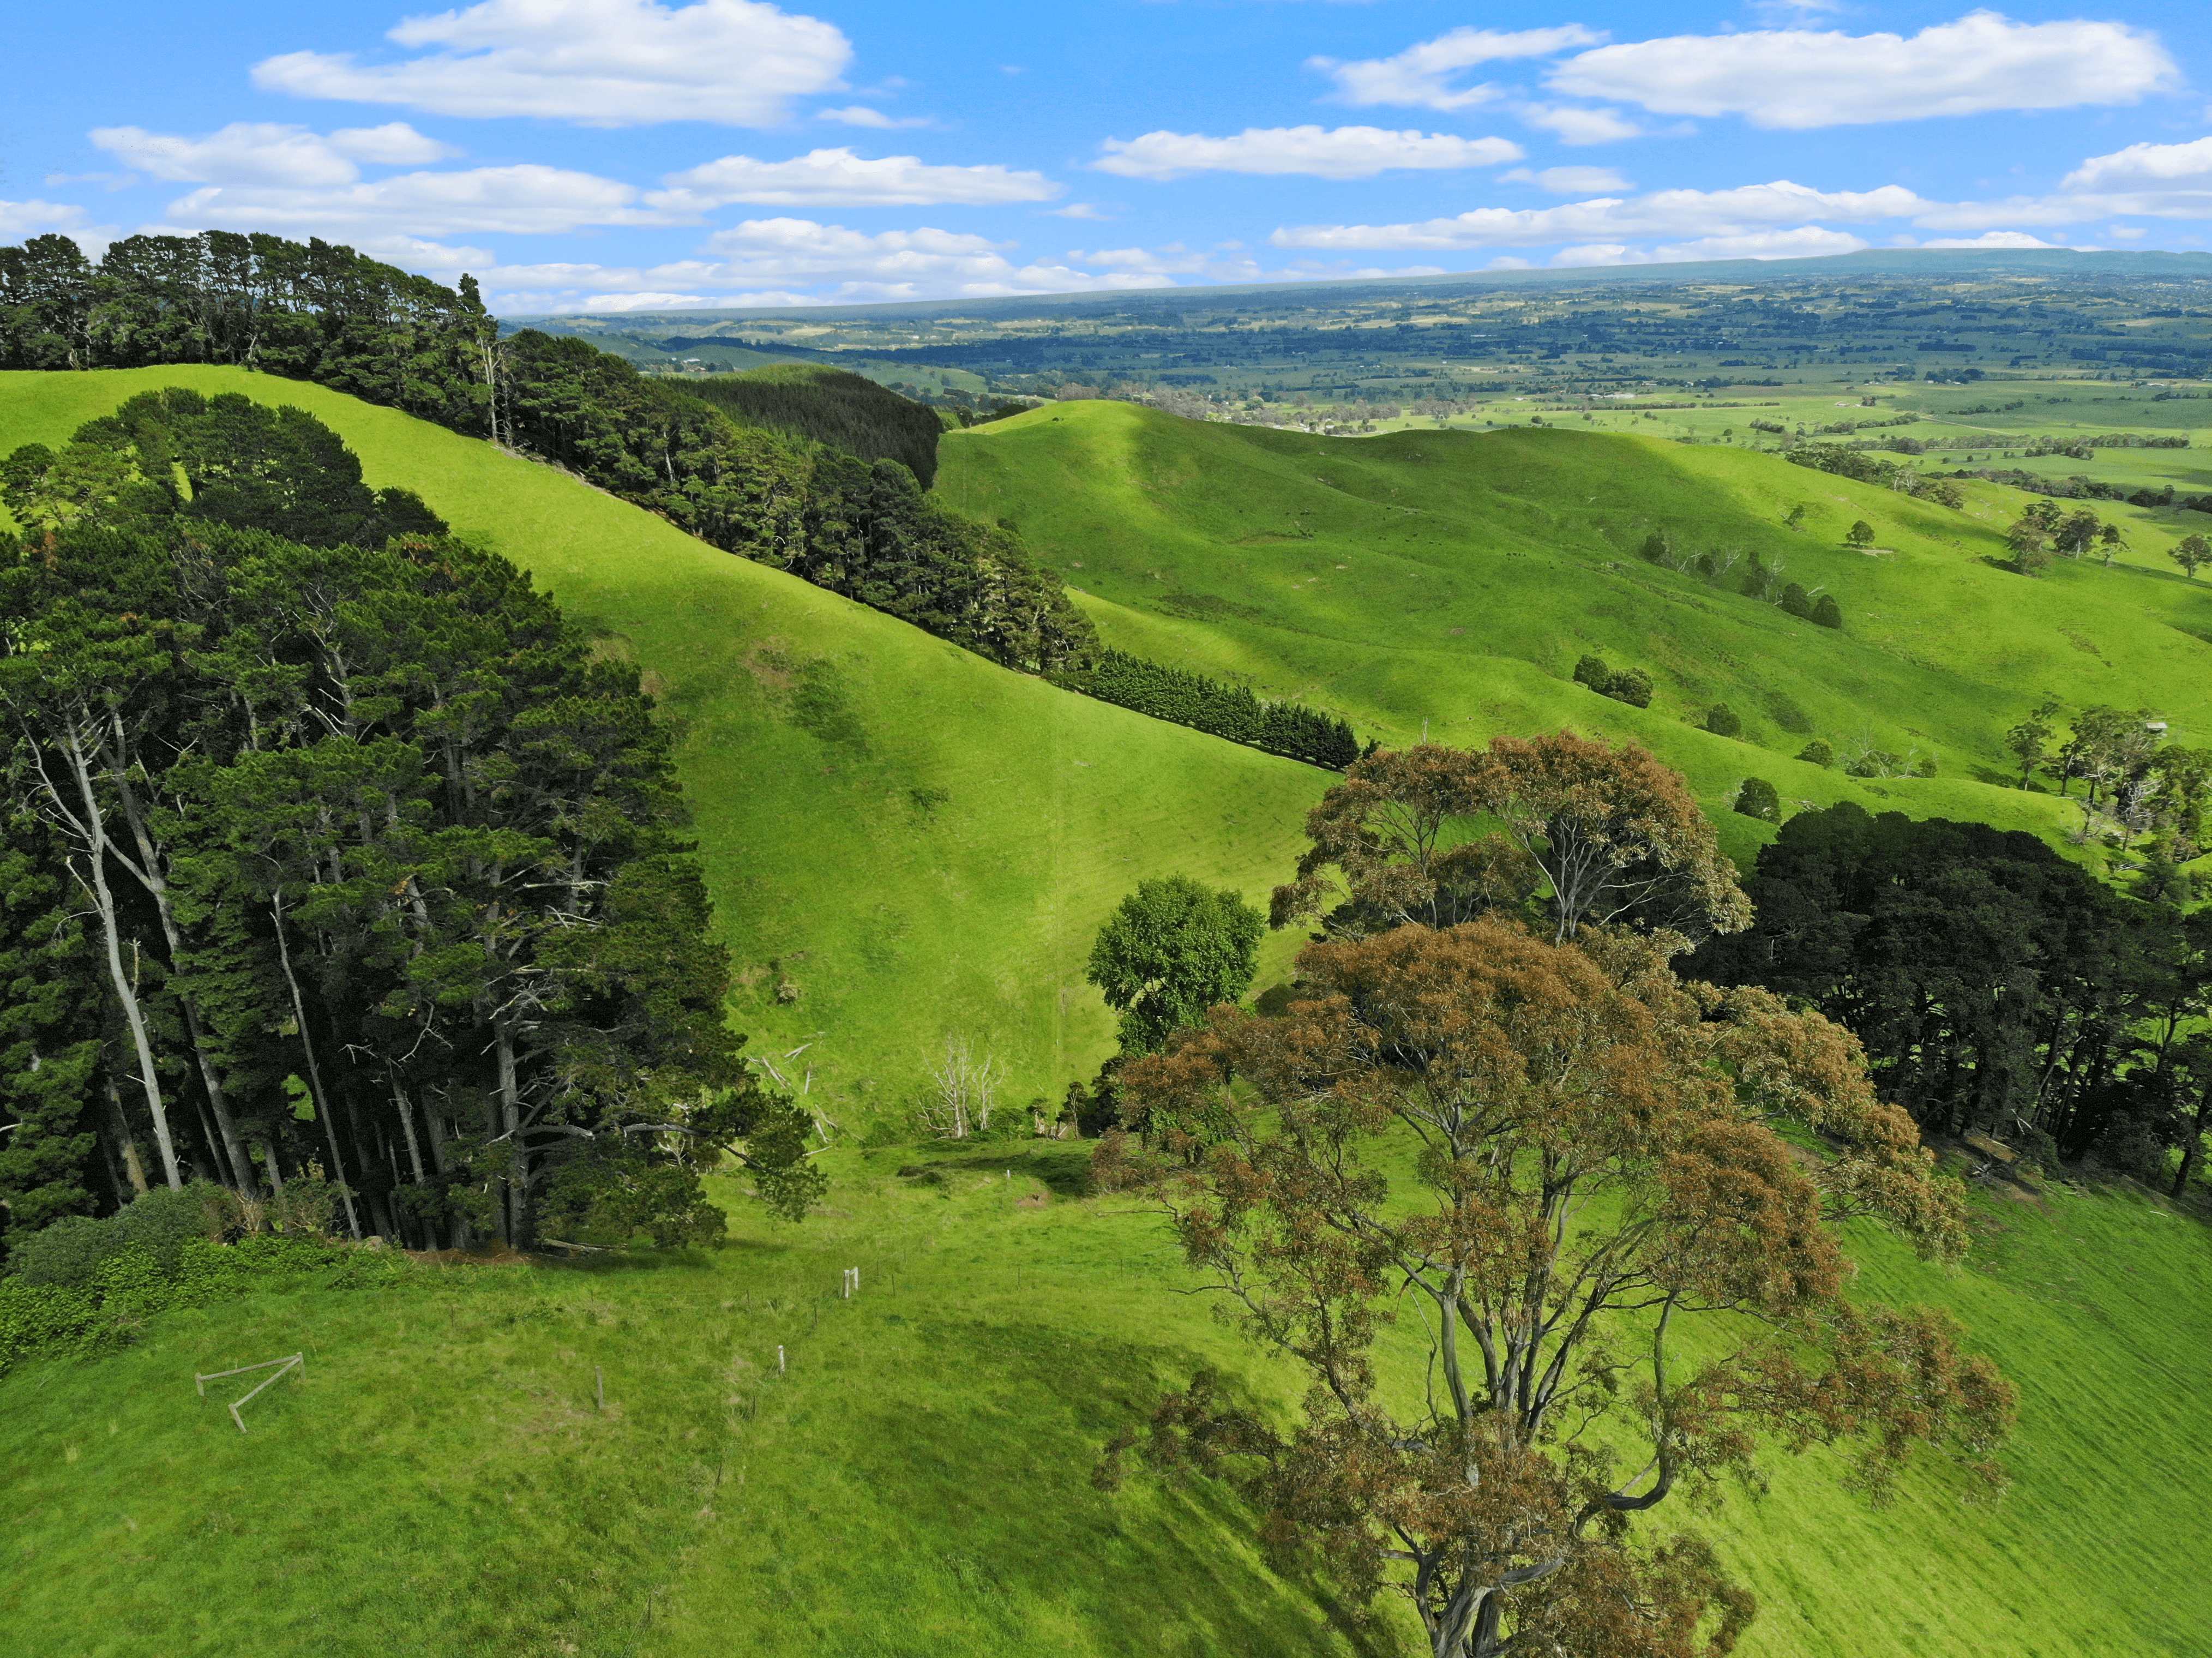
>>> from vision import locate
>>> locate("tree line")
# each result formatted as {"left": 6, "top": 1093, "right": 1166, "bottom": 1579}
{"left": 1693, "top": 800, "right": 2212, "bottom": 1188}
{"left": 0, "top": 231, "right": 1098, "bottom": 678}
{"left": 1075, "top": 650, "right": 1362, "bottom": 770}
{"left": 0, "top": 391, "right": 821, "bottom": 1263}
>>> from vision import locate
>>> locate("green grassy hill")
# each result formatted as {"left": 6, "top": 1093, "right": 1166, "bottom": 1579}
{"left": 3, "top": 1154, "right": 2205, "bottom": 1658}
{"left": 0, "top": 368, "right": 1326, "bottom": 1124}
{"left": 940, "top": 401, "right": 2212, "bottom": 861}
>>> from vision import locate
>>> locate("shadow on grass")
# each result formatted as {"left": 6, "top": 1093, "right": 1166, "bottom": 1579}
{"left": 695, "top": 1308, "right": 1399, "bottom": 1658}
{"left": 891, "top": 1142, "right": 1097, "bottom": 1197}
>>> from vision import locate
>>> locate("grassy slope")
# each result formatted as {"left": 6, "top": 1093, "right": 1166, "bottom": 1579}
{"left": 2, "top": 1160, "right": 2204, "bottom": 1658}
{"left": 0, "top": 368, "right": 1325, "bottom": 1121}
{"left": 941, "top": 402, "right": 2212, "bottom": 863}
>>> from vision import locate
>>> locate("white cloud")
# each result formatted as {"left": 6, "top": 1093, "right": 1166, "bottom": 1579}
{"left": 253, "top": 0, "right": 851, "bottom": 127}
{"left": 1513, "top": 105, "right": 1645, "bottom": 145}
{"left": 2108, "top": 224, "right": 2148, "bottom": 240}
{"left": 1313, "top": 26, "right": 1606, "bottom": 111}
{"left": 684, "top": 217, "right": 1179, "bottom": 296}
{"left": 1917, "top": 230, "right": 2065, "bottom": 249}
{"left": 1552, "top": 226, "right": 1870, "bottom": 265}
{"left": 1272, "top": 179, "right": 1924, "bottom": 250}
{"left": 2063, "top": 136, "right": 2212, "bottom": 194}
{"left": 648, "top": 148, "right": 1059, "bottom": 211}
{"left": 1549, "top": 11, "right": 2180, "bottom": 130}
{"left": 1095, "top": 125, "right": 1524, "bottom": 181}
{"left": 152, "top": 164, "right": 678, "bottom": 240}
{"left": 0, "top": 200, "right": 106, "bottom": 242}
{"left": 815, "top": 106, "right": 928, "bottom": 129}
{"left": 1047, "top": 203, "right": 1113, "bottom": 221}
{"left": 90, "top": 122, "right": 458, "bottom": 188}
{"left": 1504, "top": 165, "right": 1633, "bottom": 193}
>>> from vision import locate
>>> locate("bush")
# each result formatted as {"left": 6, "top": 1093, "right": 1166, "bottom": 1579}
{"left": 1797, "top": 738, "right": 1835, "bottom": 768}
{"left": 1572, "top": 653, "right": 1612, "bottom": 690}
{"left": 1604, "top": 668, "right": 1654, "bottom": 709}
{"left": 1779, "top": 582, "right": 1816, "bottom": 620}
{"left": 1734, "top": 778, "right": 1781, "bottom": 822}
{"left": 8, "top": 1183, "right": 227, "bottom": 1288}
{"left": 1638, "top": 532, "right": 1669, "bottom": 563}
{"left": 0, "top": 1225, "right": 395, "bottom": 1375}
{"left": 537, "top": 1153, "right": 726, "bottom": 1249}
{"left": 1705, "top": 704, "right": 1742, "bottom": 738}
{"left": 1812, "top": 593, "right": 1844, "bottom": 629}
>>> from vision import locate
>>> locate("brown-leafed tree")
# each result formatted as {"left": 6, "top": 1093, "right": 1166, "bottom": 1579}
{"left": 1096, "top": 917, "right": 2012, "bottom": 1658}
{"left": 1271, "top": 735, "right": 1752, "bottom": 945}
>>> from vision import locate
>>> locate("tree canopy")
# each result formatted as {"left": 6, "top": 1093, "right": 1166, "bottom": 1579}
{"left": 1086, "top": 878, "right": 1265, "bottom": 1054}
{"left": 0, "top": 401, "right": 820, "bottom": 1258}
{"left": 1098, "top": 916, "right": 2009, "bottom": 1658}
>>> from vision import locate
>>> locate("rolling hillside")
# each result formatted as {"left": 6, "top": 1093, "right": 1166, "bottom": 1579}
{"left": 2, "top": 1148, "right": 2205, "bottom": 1658}
{"left": 0, "top": 368, "right": 1326, "bottom": 1124}
{"left": 941, "top": 401, "right": 2212, "bottom": 861}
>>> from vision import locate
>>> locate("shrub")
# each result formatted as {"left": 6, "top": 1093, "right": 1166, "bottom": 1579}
{"left": 1638, "top": 532, "right": 1669, "bottom": 563}
{"left": 1797, "top": 738, "right": 1836, "bottom": 768}
{"left": 1780, "top": 582, "right": 1816, "bottom": 620}
{"left": 8, "top": 1184, "right": 227, "bottom": 1288}
{"left": 1603, "top": 668, "right": 1653, "bottom": 709}
{"left": 1812, "top": 593, "right": 1844, "bottom": 629}
{"left": 1705, "top": 704, "right": 1742, "bottom": 738}
{"left": 1572, "top": 653, "right": 1612, "bottom": 690}
{"left": 1734, "top": 778, "right": 1781, "bottom": 821}
{"left": 537, "top": 1153, "right": 726, "bottom": 1249}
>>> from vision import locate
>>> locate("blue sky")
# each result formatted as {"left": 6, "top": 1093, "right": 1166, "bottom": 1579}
{"left": 5, "top": 1, "right": 2211, "bottom": 312}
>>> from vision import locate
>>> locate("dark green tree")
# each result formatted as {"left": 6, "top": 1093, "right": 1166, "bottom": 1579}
{"left": 1845, "top": 520, "right": 1875, "bottom": 549}
{"left": 1812, "top": 593, "right": 1844, "bottom": 628}
{"left": 1797, "top": 738, "right": 1835, "bottom": 767}
{"left": 1734, "top": 777, "right": 1781, "bottom": 821}
{"left": 1086, "top": 878, "right": 1265, "bottom": 1053}
{"left": 1705, "top": 703, "right": 1742, "bottom": 737}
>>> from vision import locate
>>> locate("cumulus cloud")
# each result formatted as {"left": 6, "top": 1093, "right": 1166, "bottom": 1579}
{"left": 0, "top": 200, "right": 107, "bottom": 242}
{"left": 649, "top": 148, "right": 1058, "bottom": 210}
{"left": 253, "top": 0, "right": 851, "bottom": 127}
{"left": 1272, "top": 179, "right": 1924, "bottom": 251}
{"left": 1513, "top": 105, "right": 1646, "bottom": 146}
{"left": 814, "top": 106, "right": 928, "bottom": 129}
{"left": 91, "top": 122, "right": 458, "bottom": 188}
{"left": 1095, "top": 125, "right": 1524, "bottom": 181}
{"left": 1312, "top": 26, "right": 1605, "bottom": 111}
{"left": 1917, "top": 230, "right": 2066, "bottom": 249}
{"left": 151, "top": 164, "right": 678, "bottom": 240}
{"left": 2063, "top": 135, "right": 2212, "bottom": 196}
{"left": 1548, "top": 11, "right": 2179, "bottom": 129}
{"left": 1552, "top": 227, "right": 1871, "bottom": 266}
{"left": 1504, "top": 165, "right": 1633, "bottom": 194}
{"left": 684, "top": 217, "right": 1178, "bottom": 297}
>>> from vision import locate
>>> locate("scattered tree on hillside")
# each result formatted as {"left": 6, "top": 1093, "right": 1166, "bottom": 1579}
{"left": 1812, "top": 593, "right": 1844, "bottom": 628}
{"left": 1735, "top": 776, "right": 1781, "bottom": 820}
{"left": 1086, "top": 878, "right": 1265, "bottom": 1054}
{"left": 2172, "top": 533, "right": 2212, "bottom": 581}
{"left": 1705, "top": 703, "right": 1742, "bottom": 737}
{"left": 1783, "top": 503, "right": 1810, "bottom": 530}
{"left": 1845, "top": 520, "right": 1875, "bottom": 548}
{"left": 1273, "top": 735, "right": 1750, "bottom": 946}
{"left": 1780, "top": 581, "right": 1817, "bottom": 619}
{"left": 1097, "top": 914, "right": 2011, "bottom": 1658}
{"left": 1797, "top": 738, "right": 1835, "bottom": 767}
{"left": 2005, "top": 697, "right": 2063, "bottom": 789}
{"left": 2056, "top": 508, "right": 2103, "bottom": 560}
